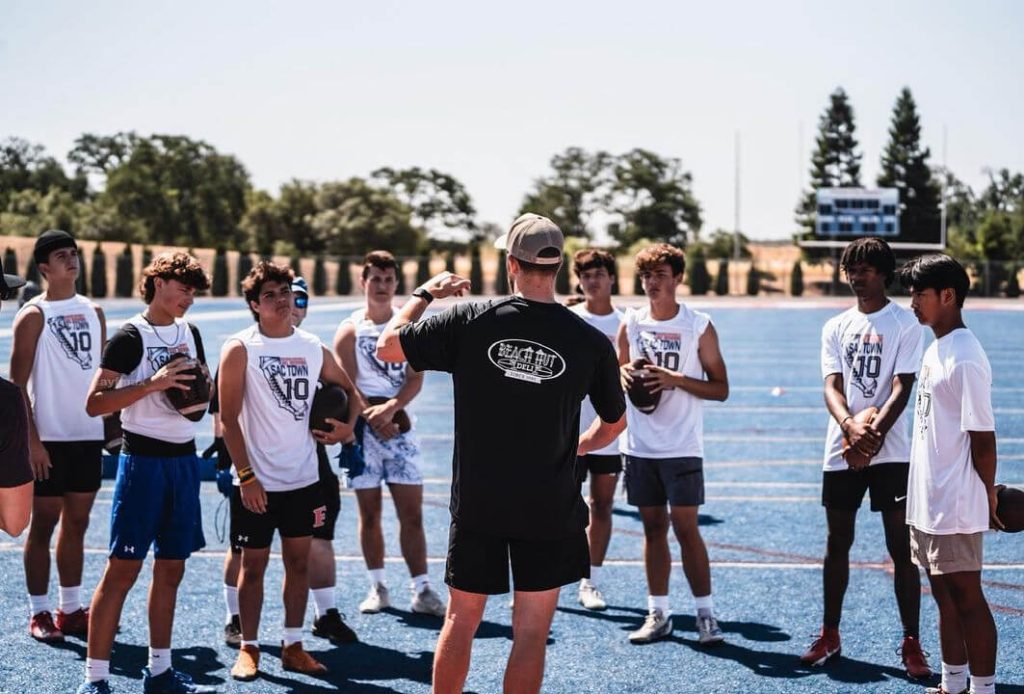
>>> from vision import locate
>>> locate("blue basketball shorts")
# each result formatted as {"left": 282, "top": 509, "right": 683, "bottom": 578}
{"left": 109, "top": 452, "right": 206, "bottom": 560}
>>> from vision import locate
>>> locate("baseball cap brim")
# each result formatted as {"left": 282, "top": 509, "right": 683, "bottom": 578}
{"left": 493, "top": 233, "right": 510, "bottom": 251}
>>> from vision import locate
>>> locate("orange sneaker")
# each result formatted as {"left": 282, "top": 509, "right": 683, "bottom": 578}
{"left": 230, "top": 644, "right": 260, "bottom": 681}
{"left": 29, "top": 611, "right": 65, "bottom": 642}
{"left": 899, "top": 635, "right": 933, "bottom": 679}
{"left": 55, "top": 607, "right": 89, "bottom": 636}
{"left": 799, "top": 626, "right": 840, "bottom": 666}
{"left": 281, "top": 642, "right": 327, "bottom": 675}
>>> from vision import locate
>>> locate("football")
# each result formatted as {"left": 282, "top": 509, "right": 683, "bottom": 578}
{"left": 997, "top": 484, "right": 1024, "bottom": 533}
{"left": 367, "top": 396, "right": 412, "bottom": 433}
{"left": 841, "top": 406, "right": 879, "bottom": 469}
{"left": 310, "top": 382, "right": 349, "bottom": 432}
{"left": 627, "top": 357, "right": 661, "bottom": 414}
{"left": 103, "top": 411, "right": 123, "bottom": 455}
{"left": 163, "top": 353, "right": 211, "bottom": 422}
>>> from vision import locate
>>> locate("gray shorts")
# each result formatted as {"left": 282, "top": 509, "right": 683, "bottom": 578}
{"left": 624, "top": 455, "right": 704, "bottom": 507}
{"left": 909, "top": 526, "right": 984, "bottom": 575}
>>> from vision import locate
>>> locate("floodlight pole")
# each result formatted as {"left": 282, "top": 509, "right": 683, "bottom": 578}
{"left": 734, "top": 130, "right": 741, "bottom": 260}
{"left": 940, "top": 125, "right": 948, "bottom": 249}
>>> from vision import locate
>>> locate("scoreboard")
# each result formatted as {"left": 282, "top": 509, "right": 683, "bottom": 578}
{"left": 815, "top": 188, "right": 899, "bottom": 237}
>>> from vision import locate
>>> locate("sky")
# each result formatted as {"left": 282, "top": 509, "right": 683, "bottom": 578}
{"left": 2, "top": 0, "right": 1023, "bottom": 241}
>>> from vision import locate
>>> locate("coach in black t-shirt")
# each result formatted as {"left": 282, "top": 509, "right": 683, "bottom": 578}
{"left": 1, "top": 257, "right": 32, "bottom": 537}
{"left": 378, "top": 214, "right": 626, "bottom": 694}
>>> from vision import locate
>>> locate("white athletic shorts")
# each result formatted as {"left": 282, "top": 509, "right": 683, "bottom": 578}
{"left": 346, "top": 427, "right": 424, "bottom": 489}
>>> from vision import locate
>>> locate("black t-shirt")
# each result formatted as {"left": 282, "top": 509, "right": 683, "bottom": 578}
{"left": 0, "top": 378, "right": 33, "bottom": 488}
{"left": 400, "top": 296, "right": 625, "bottom": 540}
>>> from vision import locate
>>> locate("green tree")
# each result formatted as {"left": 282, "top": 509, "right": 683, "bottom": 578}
{"left": 290, "top": 253, "right": 302, "bottom": 279}
{"left": 796, "top": 88, "right": 863, "bottom": 237}
{"left": 556, "top": 253, "right": 571, "bottom": 294}
{"left": 746, "top": 264, "right": 760, "bottom": 296}
{"left": 877, "top": 88, "right": 942, "bottom": 244}
{"left": 495, "top": 252, "right": 508, "bottom": 294}
{"left": 790, "top": 260, "right": 805, "bottom": 296}
{"left": 91, "top": 243, "right": 108, "bottom": 298}
{"left": 75, "top": 250, "right": 89, "bottom": 296}
{"left": 607, "top": 149, "right": 702, "bottom": 247}
{"left": 335, "top": 258, "right": 352, "bottom": 296}
{"left": 310, "top": 178, "right": 422, "bottom": 256}
{"left": 1005, "top": 263, "right": 1020, "bottom": 298}
{"left": 0, "top": 137, "right": 88, "bottom": 211}
{"left": 445, "top": 253, "right": 456, "bottom": 275}
{"left": 469, "top": 245, "right": 484, "bottom": 295}
{"left": 3, "top": 248, "right": 17, "bottom": 277}
{"left": 312, "top": 256, "right": 327, "bottom": 295}
{"left": 115, "top": 244, "right": 134, "bottom": 297}
{"left": 633, "top": 272, "right": 643, "bottom": 296}
{"left": 705, "top": 229, "right": 751, "bottom": 259}
{"left": 371, "top": 167, "right": 477, "bottom": 241}
{"left": 141, "top": 246, "right": 153, "bottom": 268}
{"left": 25, "top": 257, "right": 40, "bottom": 284}
{"left": 714, "top": 259, "right": 729, "bottom": 296}
{"left": 236, "top": 251, "right": 254, "bottom": 290}
{"left": 395, "top": 259, "right": 407, "bottom": 295}
{"left": 416, "top": 256, "right": 431, "bottom": 286}
{"left": 687, "top": 246, "right": 710, "bottom": 295}
{"left": 211, "top": 247, "right": 229, "bottom": 297}
{"left": 519, "top": 147, "right": 612, "bottom": 238}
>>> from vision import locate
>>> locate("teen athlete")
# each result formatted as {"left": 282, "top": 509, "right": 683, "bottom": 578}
{"left": 618, "top": 243, "right": 729, "bottom": 645}
{"left": 333, "top": 251, "right": 445, "bottom": 617}
{"left": 1, "top": 256, "right": 32, "bottom": 538}
{"left": 10, "top": 230, "right": 106, "bottom": 643}
{"left": 78, "top": 252, "right": 212, "bottom": 694}
{"left": 219, "top": 262, "right": 361, "bottom": 682}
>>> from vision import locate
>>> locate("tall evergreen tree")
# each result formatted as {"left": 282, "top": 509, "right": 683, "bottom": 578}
{"left": 312, "top": 255, "right": 327, "bottom": 295}
{"left": 877, "top": 87, "right": 942, "bottom": 245}
{"left": 115, "top": 244, "right": 134, "bottom": 297}
{"left": 335, "top": 258, "right": 352, "bottom": 295}
{"left": 395, "top": 259, "right": 407, "bottom": 295}
{"left": 4, "top": 248, "right": 18, "bottom": 277}
{"left": 91, "top": 243, "right": 108, "bottom": 298}
{"left": 494, "top": 252, "right": 508, "bottom": 294}
{"left": 236, "top": 252, "right": 254, "bottom": 291}
{"left": 796, "top": 88, "right": 863, "bottom": 237}
{"left": 211, "top": 247, "right": 229, "bottom": 296}
{"left": 714, "top": 259, "right": 729, "bottom": 296}
{"left": 416, "top": 256, "right": 431, "bottom": 287}
{"left": 75, "top": 250, "right": 89, "bottom": 296}
{"left": 469, "top": 245, "right": 484, "bottom": 295}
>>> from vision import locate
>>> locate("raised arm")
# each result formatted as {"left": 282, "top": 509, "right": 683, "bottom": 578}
{"left": 377, "top": 272, "right": 470, "bottom": 363}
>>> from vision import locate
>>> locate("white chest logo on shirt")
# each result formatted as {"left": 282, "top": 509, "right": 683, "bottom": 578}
{"left": 258, "top": 356, "right": 311, "bottom": 420}
{"left": 843, "top": 333, "right": 884, "bottom": 398}
{"left": 357, "top": 335, "right": 404, "bottom": 386}
{"left": 915, "top": 366, "right": 932, "bottom": 439}
{"left": 47, "top": 314, "right": 93, "bottom": 370}
{"left": 488, "top": 339, "right": 566, "bottom": 384}
{"left": 146, "top": 345, "right": 189, "bottom": 372}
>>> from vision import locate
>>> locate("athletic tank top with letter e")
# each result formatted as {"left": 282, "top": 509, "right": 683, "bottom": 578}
{"left": 571, "top": 303, "right": 625, "bottom": 456}
{"left": 344, "top": 307, "right": 407, "bottom": 398}
{"left": 21, "top": 294, "right": 104, "bottom": 442}
{"left": 227, "top": 324, "right": 324, "bottom": 492}
{"left": 118, "top": 315, "right": 201, "bottom": 444}
{"left": 621, "top": 304, "right": 710, "bottom": 459}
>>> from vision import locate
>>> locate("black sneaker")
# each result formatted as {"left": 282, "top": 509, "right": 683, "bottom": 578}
{"left": 312, "top": 608, "right": 358, "bottom": 644}
{"left": 224, "top": 614, "right": 241, "bottom": 647}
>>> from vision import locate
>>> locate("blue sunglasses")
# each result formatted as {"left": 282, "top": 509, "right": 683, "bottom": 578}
{"left": 294, "top": 294, "right": 309, "bottom": 309}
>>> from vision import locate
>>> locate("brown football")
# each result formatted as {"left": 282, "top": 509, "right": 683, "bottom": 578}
{"left": 627, "top": 357, "right": 661, "bottom": 414}
{"left": 163, "top": 353, "right": 211, "bottom": 422}
{"left": 841, "top": 406, "right": 879, "bottom": 469}
{"left": 367, "top": 396, "right": 412, "bottom": 433}
{"left": 997, "top": 485, "right": 1024, "bottom": 533}
{"left": 310, "top": 383, "right": 349, "bottom": 432}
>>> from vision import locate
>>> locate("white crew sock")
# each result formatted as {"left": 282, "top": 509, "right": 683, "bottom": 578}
{"left": 223, "top": 585, "right": 239, "bottom": 620}
{"left": 941, "top": 662, "right": 968, "bottom": 694}
{"left": 85, "top": 658, "right": 110, "bottom": 683}
{"left": 29, "top": 593, "right": 51, "bottom": 617}
{"left": 648, "top": 595, "right": 671, "bottom": 616}
{"left": 970, "top": 674, "right": 996, "bottom": 694}
{"left": 412, "top": 574, "right": 430, "bottom": 594}
{"left": 589, "top": 565, "right": 603, "bottom": 584}
{"left": 241, "top": 640, "right": 259, "bottom": 649}
{"left": 311, "top": 587, "right": 335, "bottom": 618}
{"left": 283, "top": 627, "right": 303, "bottom": 647}
{"left": 148, "top": 648, "right": 171, "bottom": 677}
{"left": 58, "top": 585, "right": 82, "bottom": 613}
{"left": 368, "top": 568, "right": 386, "bottom": 586}
{"left": 694, "top": 594, "right": 715, "bottom": 618}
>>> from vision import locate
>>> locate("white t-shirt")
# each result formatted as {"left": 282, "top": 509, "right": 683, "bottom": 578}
{"left": 820, "top": 301, "right": 924, "bottom": 471}
{"left": 570, "top": 303, "right": 624, "bottom": 457}
{"left": 907, "top": 328, "right": 995, "bottom": 535}
{"left": 342, "top": 307, "right": 408, "bottom": 399}
{"left": 224, "top": 325, "right": 324, "bottom": 492}
{"left": 621, "top": 303, "right": 710, "bottom": 459}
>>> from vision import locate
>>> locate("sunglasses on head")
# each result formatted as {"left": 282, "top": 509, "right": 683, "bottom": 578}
{"left": 294, "top": 294, "right": 309, "bottom": 309}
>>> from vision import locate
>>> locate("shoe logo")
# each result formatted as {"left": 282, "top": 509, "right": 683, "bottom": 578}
{"left": 894, "top": 495, "right": 907, "bottom": 503}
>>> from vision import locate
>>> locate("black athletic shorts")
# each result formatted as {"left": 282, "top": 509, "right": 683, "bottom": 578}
{"left": 312, "top": 448, "right": 341, "bottom": 542}
{"left": 34, "top": 441, "right": 104, "bottom": 497}
{"left": 230, "top": 482, "right": 325, "bottom": 549}
{"left": 624, "top": 455, "right": 704, "bottom": 507}
{"left": 578, "top": 454, "right": 623, "bottom": 477}
{"left": 444, "top": 522, "right": 590, "bottom": 595}
{"left": 822, "top": 463, "right": 909, "bottom": 512}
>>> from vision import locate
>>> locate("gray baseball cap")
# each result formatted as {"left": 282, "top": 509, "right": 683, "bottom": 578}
{"left": 494, "top": 213, "right": 564, "bottom": 265}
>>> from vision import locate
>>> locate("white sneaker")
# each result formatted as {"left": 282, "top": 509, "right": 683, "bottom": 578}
{"left": 697, "top": 614, "right": 725, "bottom": 645}
{"left": 578, "top": 581, "right": 607, "bottom": 611}
{"left": 359, "top": 582, "right": 391, "bottom": 614}
{"left": 410, "top": 585, "right": 446, "bottom": 617}
{"left": 628, "top": 609, "right": 672, "bottom": 644}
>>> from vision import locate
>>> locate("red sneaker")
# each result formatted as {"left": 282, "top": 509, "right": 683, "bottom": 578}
{"left": 29, "top": 611, "right": 65, "bottom": 642}
{"left": 899, "top": 635, "right": 933, "bottom": 679}
{"left": 55, "top": 607, "right": 89, "bottom": 636}
{"left": 799, "top": 626, "right": 840, "bottom": 666}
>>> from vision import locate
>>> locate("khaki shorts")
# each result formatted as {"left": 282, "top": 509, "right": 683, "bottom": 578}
{"left": 908, "top": 527, "right": 984, "bottom": 575}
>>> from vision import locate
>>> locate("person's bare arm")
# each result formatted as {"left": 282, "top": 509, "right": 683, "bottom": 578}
{"left": 9, "top": 306, "right": 49, "bottom": 480}
{"left": 376, "top": 272, "right": 470, "bottom": 362}
{"left": 578, "top": 413, "right": 627, "bottom": 456}
{"left": 219, "top": 340, "right": 266, "bottom": 513}
{"left": 872, "top": 373, "right": 916, "bottom": 437}
{"left": 824, "top": 373, "right": 881, "bottom": 462}
{"left": 642, "top": 324, "right": 729, "bottom": 402}
{"left": 968, "top": 430, "right": 1003, "bottom": 530}
{"left": 316, "top": 346, "right": 365, "bottom": 445}
{"left": 365, "top": 365, "right": 424, "bottom": 439}
{"left": 85, "top": 358, "right": 195, "bottom": 418}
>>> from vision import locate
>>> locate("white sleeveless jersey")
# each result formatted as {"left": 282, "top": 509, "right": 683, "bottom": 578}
{"left": 118, "top": 315, "right": 202, "bottom": 444}
{"left": 344, "top": 307, "right": 407, "bottom": 398}
{"left": 820, "top": 301, "right": 924, "bottom": 471}
{"left": 570, "top": 303, "right": 625, "bottom": 456}
{"left": 621, "top": 304, "right": 711, "bottom": 459}
{"left": 227, "top": 325, "right": 324, "bottom": 492}
{"left": 21, "top": 294, "right": 104, "bottom": 442}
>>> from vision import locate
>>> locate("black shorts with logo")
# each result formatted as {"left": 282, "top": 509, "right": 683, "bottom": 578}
{"left": 822, "top": 463, "right": 909, "bottom": 512}
{"left": 312, "top": 447, "right": 341, "bottom": 541}
{"left": 34, "top": 441, "right": 104, "bottom": 497}
{"left": 578, "top": 454, "right": 623, "bottom": 477}
{"left": 444, "top": 522, "right": 590, "bottom": 595}
{"left": 230, "top": 482, "right": 325, "bottom": 549}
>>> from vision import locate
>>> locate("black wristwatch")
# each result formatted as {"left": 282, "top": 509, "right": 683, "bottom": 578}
{"left": 412, "top": 287, "right": 434, "bottom": 304}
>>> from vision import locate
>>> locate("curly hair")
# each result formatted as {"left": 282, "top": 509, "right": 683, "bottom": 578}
{"left": 635, "top": 243, "right": 685, "bottom": 277}
{"left": 840, "top": 237, "right": 896, "bottom": 286}
{"left": 241, "top": 261, "right": 295, "bottom": 321}
{"left": 139, "top": 252, "right": 210, "bottom": 304}
{"left": 573, "top": 249, "right": 617, "bottom": 278}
